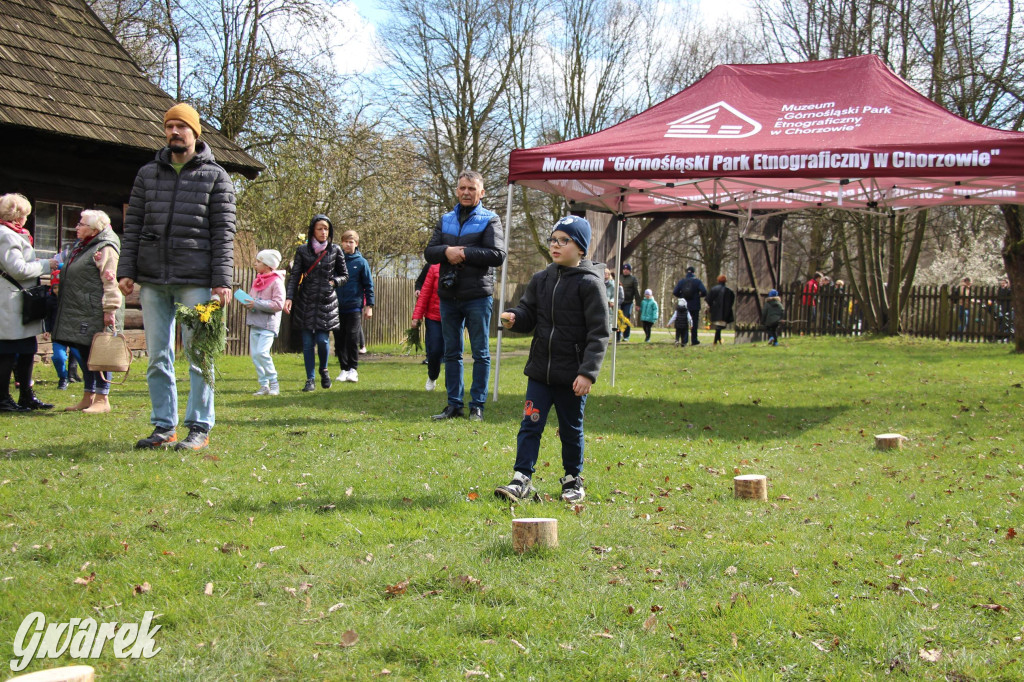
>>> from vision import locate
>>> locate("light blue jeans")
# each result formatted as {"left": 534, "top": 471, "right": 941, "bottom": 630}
{"left": 439, "top": 295, "right": 492, "bottom": 411}
{"left": 140, "top": 284, "right": 214, "bottom": 431}
{"left": 249, "top": 327, "right": 277, "bottom": 386}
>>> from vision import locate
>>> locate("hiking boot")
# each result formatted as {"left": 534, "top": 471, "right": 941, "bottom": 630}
{"left": 268, "top": 381, "right": 280, "bottom": 396}
{"left": 135, "top": 426, "right": 177, "bottom": 449}
{"left": 175, "top": 426, "right": 210, "bottom": 451}
{"left": 302, "top": 378, "right": 316, "bottom": 392}
{"left": 253, "top": 385, "right": 271, "bottom": 396}
{"left": 320, "top": 369, "right": 332, "bottom": 389}
{"left": 495, "top": 472, "right": 534, "bottom": 503}
{"left": 468, "top": 406, "right": 483, "bottom": 422}
{"left": 431, "top": 405, "right": 464, "bottom": 420}
{"left": 0, "top": 396, "right": 30, "bottom": 413}
{"left": 18, "top": 392, "right": 54, "bottom": 410}
{"left": 559, "top": 474, "right": 586, "bottom": 502}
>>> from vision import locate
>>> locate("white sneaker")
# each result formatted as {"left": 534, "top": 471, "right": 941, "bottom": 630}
{"left": 253, "top": 385, "right": 271, "bottom": 396}
{"left": 358, "top": 346, "right": 367, "bottom": 354}
{"left": 425, "top": 378, "right": 436, "bottom": 391}
{"left": 268, "top": 382, "right": 280, "bottom": 396}
{"left": 347, "top": 369, "right": 358, "bottom": 383}
{"left": 336, "top": 369, "right": 348, "bottom": 382}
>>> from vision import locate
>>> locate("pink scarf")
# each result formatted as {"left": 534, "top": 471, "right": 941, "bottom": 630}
{"left": 251, "top": 270, "right": 281, "bottom": 293}
{"left": 312, "top": 239, "right": 327, "bottom": 254}
{"left": 0, "top": 220, "right": 31, "bottom": 245}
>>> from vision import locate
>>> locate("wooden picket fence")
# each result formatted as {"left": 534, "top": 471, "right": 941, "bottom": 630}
{"left": 738, "top": 283, "right": 1013, "bottom": 343}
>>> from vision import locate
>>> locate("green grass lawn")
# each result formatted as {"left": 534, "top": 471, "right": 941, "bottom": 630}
{"left": 2, "top": 332, "right": 1023, "bottom": 680}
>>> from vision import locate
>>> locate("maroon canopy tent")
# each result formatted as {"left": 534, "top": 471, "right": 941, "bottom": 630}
{"left": 507, "top": 55, "right": 1024, "bottom": 216}
{"left": 492, "top": 56, "right": 1024, "bottom": 396}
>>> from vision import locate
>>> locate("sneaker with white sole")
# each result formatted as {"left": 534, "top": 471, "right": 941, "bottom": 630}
{"left": 559, "top": 474, "right": 585, "bottom": 502}
{"left": 268, "top": 381, "right": 280, "bottom": 396}
{"left": 346, "top": 369, "right": 358, "bottom": 383}
{"left": 336, "top": 369, "right": 349, "bottom": 382}
{"left": 253, "top": 385, "right": 271, "bottom": 396}
{"left": 495, "top": 472, "right": 534, "bottom": 503}
{"left": 425, "top": 377, "right": 436, "bottom": 391}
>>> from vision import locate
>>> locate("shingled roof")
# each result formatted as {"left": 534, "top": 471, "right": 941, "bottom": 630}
{"left": 0, "top": 0, "right": 263, "bottom": 178}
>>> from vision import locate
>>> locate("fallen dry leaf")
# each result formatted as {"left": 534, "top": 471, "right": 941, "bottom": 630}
{"left": 643, "top": 614, "right": 657, "bottom": 631}
{"left": 592, "top": 631, "right": 614, "bottom": 639}
{"left": 269, "top": 545, "right": 285, "bottom": 553}
{"left": 509, "top": 637, "right": 527, "bottom": 652}
{"left": 592, "top": 546, "right": 611, "bottom": 554}
{"left": 133, "top": 582, "right": 151, "bottom": 595}
{"left": 339, "top": 630, "right": 359, "bottom": 648}
{"left": 204, "top": 582, "right": 214, "bottom": 596}
{"left": 73, "top": 572, "right": 96, "bottom": 586}
{"left": 918, "top": 648, "right": 942, "bottom": 662}
{"left": 1007, "top": 527, "right": 1017, "bottom": 540}
{"left": 327, "top": 602, "right": 345, "bottom": 613}
{"left": 385, "top": 579, "right": 409, "bottom": 597}
{"left": 972, "top": 603, "right": 1008, "bottom": 612}
{"left": 453, "top": 574, "right": 484, "bottom": 591}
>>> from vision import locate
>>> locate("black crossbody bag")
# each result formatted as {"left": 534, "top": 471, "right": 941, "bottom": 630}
{"left": 1, "top": 270, "right": 49, "bottom": 324}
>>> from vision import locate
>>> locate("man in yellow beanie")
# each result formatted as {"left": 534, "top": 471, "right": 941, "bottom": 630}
{"left": 117, "top": 102, "right": 236, "bottom": 452}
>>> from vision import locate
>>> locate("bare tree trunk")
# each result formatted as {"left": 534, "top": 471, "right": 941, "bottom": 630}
{"left": 1000, "top": 204, "right": 1024, "bottom": 352}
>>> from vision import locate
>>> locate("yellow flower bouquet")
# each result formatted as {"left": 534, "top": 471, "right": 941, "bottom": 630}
{"left": 174, "top": 299, "right": 227, "bottom": 388}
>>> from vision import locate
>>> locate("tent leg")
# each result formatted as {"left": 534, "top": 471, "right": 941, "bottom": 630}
{"left": 611, "top": 215, "right": 625, "bottom": 388}
{"left": 492, "top": 187, "right": 514, "bottom": 402}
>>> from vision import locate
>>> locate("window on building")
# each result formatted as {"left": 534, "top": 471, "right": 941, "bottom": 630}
{"left": 31, "top": 200, "right": 83, "bottom": 258}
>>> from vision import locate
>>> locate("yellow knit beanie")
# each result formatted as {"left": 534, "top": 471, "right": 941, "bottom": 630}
{"left": 163, "top": 103, "right": 202, "bottom": 137}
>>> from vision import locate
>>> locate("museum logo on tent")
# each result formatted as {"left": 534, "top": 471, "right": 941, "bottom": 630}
{"left": 665, "top": 102, "right": 762, "bottom": 139}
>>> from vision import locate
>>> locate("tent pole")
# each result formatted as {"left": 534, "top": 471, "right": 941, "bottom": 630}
{"left": 492, "top": 186, "right": 514, "bottom": 402}
{"left": 611, "top": 214, "right": 625, "bottom": 388}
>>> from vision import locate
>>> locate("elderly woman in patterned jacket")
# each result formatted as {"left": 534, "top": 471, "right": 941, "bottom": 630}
{"left": 53, "top": 210, "right": 123, "bottom": 414}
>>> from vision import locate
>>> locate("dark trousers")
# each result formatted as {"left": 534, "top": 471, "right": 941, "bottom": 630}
{"left": 333, "top": 311, "right": 362, "bottom": 371}
{"left": 0, "top": 352, "right": 33, "bottom": 399}
{"left": 675, "top": 323, "right": 689, "bottom": 345}
{"left": 765, "top": 323, "right": 779, "bottom": 341}
{"left": 423, "top": 318, "right": 443, "bottom": 381}
{"left": 642, "top": 321, "right": 653, "bottom": 341}
{"left": 514, "top": 378, "right": 587, "bottom": 477}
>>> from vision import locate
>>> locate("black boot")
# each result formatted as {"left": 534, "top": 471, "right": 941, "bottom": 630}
{"left": 0, "top": 396, "right": 30, "bottom": 412}
{"left": 19, "top": 391, "right": 54, "bottom": 410}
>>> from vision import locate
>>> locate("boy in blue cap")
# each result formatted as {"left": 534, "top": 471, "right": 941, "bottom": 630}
{"left": 495, "top": 216, "right": 610, "bottom": 503}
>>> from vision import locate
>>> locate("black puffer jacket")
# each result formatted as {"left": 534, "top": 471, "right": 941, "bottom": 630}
{"left": 707, "top": 283, "right": 735, "bottom": 324}
{"left": 286, "top": 215, "right": 348, "bottom": 331}
{"left": 505, "top": 260, "right": 610, "bottom": 386}
{"left": 118, "top": 141, "right": 236, "bottom": 289}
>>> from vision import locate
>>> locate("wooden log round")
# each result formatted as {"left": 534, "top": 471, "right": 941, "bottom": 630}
{"left": 512, "top": 517, "right": 558, "bottom": 553}
{"left": 875, "top": 433, "right": 905, "bottom": 450}
{"left": 733, "top": 474, "right": 768, "bottom": 501}
{"left": 7, "top": 665, "right": 95, "bottom": 682}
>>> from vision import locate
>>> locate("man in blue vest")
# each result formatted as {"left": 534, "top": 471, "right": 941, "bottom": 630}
{"left": 424, "top": 170, "right": 507, "bottom": 422}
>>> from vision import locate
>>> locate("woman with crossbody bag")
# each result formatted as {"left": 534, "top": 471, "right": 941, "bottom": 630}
{"left": 0, "top": 193, "right": 58, "bottom": 412}
{"left": 283, "top": 214, "right": 348, "bottom": 392}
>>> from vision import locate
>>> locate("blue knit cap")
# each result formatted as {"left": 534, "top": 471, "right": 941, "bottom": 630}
{"left": 768, "top": 289, "right": 778, "bottom": 297}
{"left": 552, "top": 215, "right": 591, "bottom": 255}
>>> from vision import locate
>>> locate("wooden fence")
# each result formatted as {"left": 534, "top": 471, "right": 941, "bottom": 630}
{"left": 736, "top": 283, "right": 1014, "bottom": 343}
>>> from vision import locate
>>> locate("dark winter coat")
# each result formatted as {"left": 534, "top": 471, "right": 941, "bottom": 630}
{"left": 505, "top": 260, "right": 610, "bottom": 386}
{"left": 118, "top": 141, "right": 236, "bottom": 289}
{"left": 286, "top": 215, "right": 348, "bottom": 331}
{"left": 424, "top": 202, "right": 506, "bottom": 300}
{"left": 706, "top": 283, "right": 735, "bottom": 325}
{"left": 53, "top": 228, "right": 124, "bottom": 346}
{"left": 762, "top": 296, "right": 785, "bottom": 326}
{"left": 672, "top": 274, "right": 707, "bottom": 318}
{"left": 619, "top": 273, "right": 642, "bottom": 307}
{"left": 336, "top": 249, "right": 374, "bottom": 312}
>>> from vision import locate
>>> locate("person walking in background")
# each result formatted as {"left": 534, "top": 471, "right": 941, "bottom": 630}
{"left": 603, "top": 268, "right": 616, "bottom": 334}
{"left": 118, "top": 103, "right": 236, "bottom": 450}
{"left": 802, "top": 271, "right": 822, "bottom": 329}
{"left": 284, "top": 214, "right": 348, "bottom": 392}
{"left": 672, "top": 266, "right": 707, "bottom": 346}
{"left": 670, "top": 298, "right": 691, "bottom": 346}
{"left": 244, "top": 249, "right": 285, "bottom": 396}
{"left": 706, "top": 274, "right": 735, "bottom": 346}
{"left": 53, "top": 210, "right": 123, "bottom": 414}
{"left": 334, "top": 230, "right": 374, "bottom": 384}
{"left": 640, "top": 288, "right": 659, "bottom": 342}
{"left": 618, "top": 263, "right": 641, "bottom": 341}
{"left": 44, "top": 268, "right": 82, "bottom": 391}
{"left": 953, "top": 276, "right": 972, "bottom": 334}
{"left": 424, "top": 170, "right": 506, "bottom": 422}
{"left": 762, "top": 289, "right": 785, "bottom": 346}
{"left": 495, "top": 216, "right": 608, "bottom": 504}
{"left": 412, "top": 263, "right": 443, "bottom": 391}
{"left": 0, "top": 193, "right": 57, "bottom": 412}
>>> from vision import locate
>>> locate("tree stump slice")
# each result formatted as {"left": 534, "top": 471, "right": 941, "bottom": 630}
{"left": 875, "top": 433, "right": 905, "bottom": 450}
{"left": 733, "top": 474, "right": 768, "bottom": 501}
{"left": 512, "top": 518, "right": 558, "bottom": 553}
{"left": 8, "top": 665, "right": 95, "bottom": 682}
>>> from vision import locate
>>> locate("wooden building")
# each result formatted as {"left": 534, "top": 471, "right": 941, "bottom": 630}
{"left": 0, "top": 0, "right": 262, "bottom": 257}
